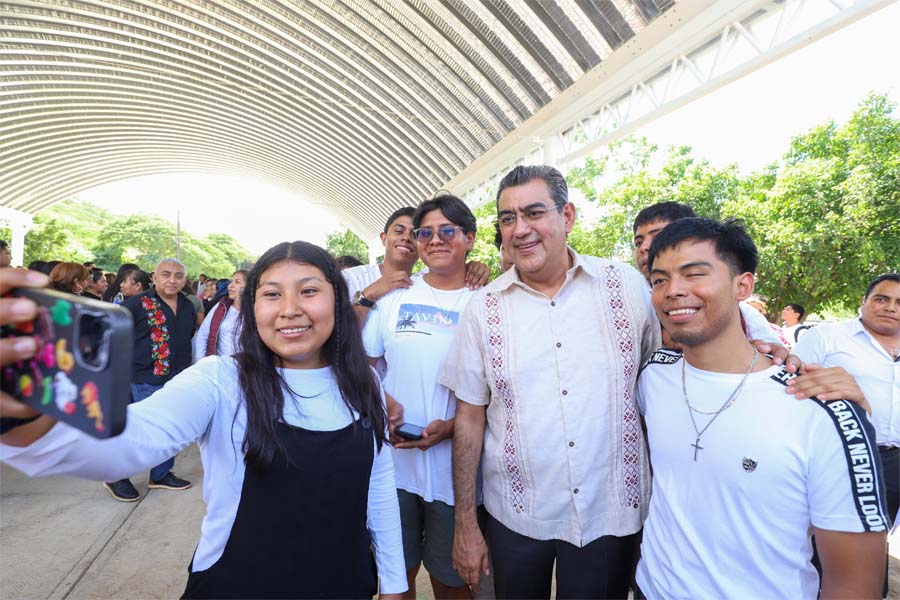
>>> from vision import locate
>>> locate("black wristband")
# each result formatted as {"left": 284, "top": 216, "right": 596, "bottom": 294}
{"left": 0, "top": 415, "right": 41, "bottom": 435}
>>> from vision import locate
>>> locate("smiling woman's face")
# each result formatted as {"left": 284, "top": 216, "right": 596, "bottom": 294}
{"left": 253, "top": 260, "right": 334, "bottom": 369}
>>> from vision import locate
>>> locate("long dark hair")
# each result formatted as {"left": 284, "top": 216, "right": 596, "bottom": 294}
{"left": 103, "top": 263, "right": 140, "bottom": 301}
{"left": 235, "top": 241, "right": 385, "bottom": 471}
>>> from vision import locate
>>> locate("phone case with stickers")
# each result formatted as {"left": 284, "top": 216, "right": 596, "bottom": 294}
{"left": 1, "top": 288, "right": 132, "bottom": 438}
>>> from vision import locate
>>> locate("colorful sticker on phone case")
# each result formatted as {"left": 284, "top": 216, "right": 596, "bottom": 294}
{"left": 55, "top": 339, "right": 75, "bottom": 373}
{"left": 18, "top": 374, "right": 33, "bottom": 397}
{"left": 50, "top": 300, "right": 73, "bottom": 327}
{"left": 41, "top": 376, "right": 53, "bottom": 406}
{"left": 35, "top": 343, "right": 55, "bottom": 368}
{"left": 52, "top": 372, "right": 77, "bottom": 415}
{"left": 80, "top": 382, "right": 104, "bottom": 432}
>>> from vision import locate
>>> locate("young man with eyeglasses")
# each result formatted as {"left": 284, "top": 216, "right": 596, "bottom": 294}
{"left": 363, "top": 195, "right": 480, "bottom": 599}
{"left": 343, "top": 208, "right": 490, "bottom": 329}
{"left": 636, "top": 218, "right": 886, "bottom": 598}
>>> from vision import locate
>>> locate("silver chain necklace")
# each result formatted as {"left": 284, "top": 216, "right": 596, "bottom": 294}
{"left": 424, "top": 274, "right": 465, "bottom": 315}
{"left": 682, "top": 347, "right": 759, "bottom": 461}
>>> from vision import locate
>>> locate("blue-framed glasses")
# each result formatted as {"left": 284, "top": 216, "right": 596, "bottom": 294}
{"left": 413, "top": 225, "right": 465, "bottom": 243}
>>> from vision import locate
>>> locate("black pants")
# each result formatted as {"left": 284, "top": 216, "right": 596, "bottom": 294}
{"left": 880, "top": 446, "right": 898, "bottom": 525}
{"left": 485, "top": 511, "right": 638, "bottom": 599}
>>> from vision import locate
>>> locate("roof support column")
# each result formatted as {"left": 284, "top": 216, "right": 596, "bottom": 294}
{"left": 0, "top": 207, "right": 34, "bottom": 268}
{"left": 542, "top": 134, "right": 565, "bottom": 169}
{"left": 368, "top": 236, "right": 384, "bottom": 266}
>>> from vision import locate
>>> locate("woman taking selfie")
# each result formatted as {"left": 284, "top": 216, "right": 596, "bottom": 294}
{"left": 0, "top": 242, "right": 406, "bottom": 599}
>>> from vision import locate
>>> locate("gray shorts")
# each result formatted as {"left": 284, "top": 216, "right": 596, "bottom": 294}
{"left": 397, "top": 489, "right": 465, "bottom": 588}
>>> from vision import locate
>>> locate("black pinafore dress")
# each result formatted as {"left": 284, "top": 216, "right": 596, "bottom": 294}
{"left": 182, "top": 419, "right": 377, "bottom": 599}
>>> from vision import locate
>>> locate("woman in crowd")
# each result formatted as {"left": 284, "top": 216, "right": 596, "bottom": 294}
{"left": 48, "top": 262, "right": 90, "bottom": 295}
{"left": 363, "top": 195, "right": 478, "bottom": 599}
{"left": 115, "top": 269, "right": 151, "bottom": 303}
{"left": 193, "top": 270, "right": 248, "bottom": 361}
{"left": 81, "top": 268, "right": 108, "bottom": 301}
{"left": 104, "top": 263, "right": 141, "bottom": 302}
{"left": 0, "top": 242, "right": 406, "bottom": 598}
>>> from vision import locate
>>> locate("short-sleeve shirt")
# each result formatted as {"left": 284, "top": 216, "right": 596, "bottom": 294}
{"left": 123, "top": 289, "right": 197, "bottom": 385}
{"left": 636, "top": 350, "right": 889, "bottom": 599}
{"left": 793, "top": 318, "right": 899, "bottom": 447}
{"left": 363, "top": 277, "right": 472, "bottom": 504}
{"left": 439, "top": 249, "right": 660, "bottom": 545}
{"left": 342, "top": 264, "right": 382, "bottom": 299}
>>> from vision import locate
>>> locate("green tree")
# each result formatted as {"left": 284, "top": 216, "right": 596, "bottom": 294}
{"left": 566, "top": 137, "right": 739, "bottom": 262}
{"left": 723, "top": 93, "right": 900, "bottom": 312}
{"left": 325, "top": 229, "right": 368, "bottom": 264}
{"left": 0, "top": 216, "right": 82, "bottom": 265}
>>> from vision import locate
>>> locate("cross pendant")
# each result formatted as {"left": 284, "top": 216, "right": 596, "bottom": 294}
{"left": 691, "top": 438, "right": 703, "bottom": 461}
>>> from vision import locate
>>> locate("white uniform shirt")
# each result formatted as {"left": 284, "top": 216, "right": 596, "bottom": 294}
{"left": 739, "top": 301, "right": 782, "bottom": 344}
{"left": 364, "top": 277, "right": 472, "bottom": 505}
{"left": 343, "top": 263, "right": 383, "bottom": 299}
{"left": 793, "top": 318, "right": 900, "bottom": 447}
{"left": 192, "top": 305, "right": 241, "bottom": 362}
{"left": 440, "top": 249, "right": 660, "bottom": 545}
{"left": 636, "top": 350, "right": 889, "bottom": 599}
{"left": 0, "top": 358, "right": 407, "bottom": 593}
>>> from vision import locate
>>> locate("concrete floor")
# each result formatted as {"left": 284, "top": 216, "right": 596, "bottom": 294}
{"left": 1, "top": 445, "right": 897, "bottom": 599}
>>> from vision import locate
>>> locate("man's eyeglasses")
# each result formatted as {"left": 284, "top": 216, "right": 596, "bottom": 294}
{"left": 413, "top": 225, "right": 466, "bottom": 243}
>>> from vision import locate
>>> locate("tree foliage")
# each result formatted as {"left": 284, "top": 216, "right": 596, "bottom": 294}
{"left": 325, "top": 229, "right": 369, "bottom": 264}
{"left": 3, "top": 200, "right": 255, "bottom": 276}
{"left": 470, "top": 94, "right": 899, "bottom": 313}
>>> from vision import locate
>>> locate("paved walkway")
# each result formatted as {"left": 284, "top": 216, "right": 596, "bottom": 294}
{"left": 1, "top": 445, "right": 897, "bottom": 599}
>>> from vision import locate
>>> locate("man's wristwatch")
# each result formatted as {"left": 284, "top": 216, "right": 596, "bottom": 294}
{"left": 352, "top": 290, "right": 376, "bottom": 309}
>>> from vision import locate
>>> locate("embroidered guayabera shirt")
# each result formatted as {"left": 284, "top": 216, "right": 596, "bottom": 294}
{"left": 439, "top": 249, "right": 660, "bottom": 545}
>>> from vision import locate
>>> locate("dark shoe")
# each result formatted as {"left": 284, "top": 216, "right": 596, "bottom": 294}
{"left": 103, "top": 479, "right": 140, "bottom": 502}
{"left": 148, "top": 472, "right": 192, "bottom": 490}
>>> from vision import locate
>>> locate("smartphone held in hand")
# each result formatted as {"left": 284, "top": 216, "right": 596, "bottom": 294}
{"left": 395, "top": 422, "right": 425, "bottom": 441}
{"left": 1, "top": 288, "right": 132, "bottom": 438}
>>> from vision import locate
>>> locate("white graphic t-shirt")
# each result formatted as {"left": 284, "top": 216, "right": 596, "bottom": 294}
{"left": 363, "top": 277, "right": 472, "bottom": 504}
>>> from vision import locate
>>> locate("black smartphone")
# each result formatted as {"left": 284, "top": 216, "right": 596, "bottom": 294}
{"left": 395, "top": 422, "right": 424, "bottom": 441}
{"left": 1, "top": 288, "right": 132, "bottom": 438}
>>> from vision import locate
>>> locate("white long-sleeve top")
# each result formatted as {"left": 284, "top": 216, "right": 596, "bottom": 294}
{"left": 192, "top": 305, "right": 241, "bottom": 362}
{"left": 0, "top": 357, "right": 407, "bottom": 594}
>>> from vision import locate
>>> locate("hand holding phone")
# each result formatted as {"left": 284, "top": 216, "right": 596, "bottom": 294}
{"left": 395, "top": 422, "right": 424, "bottom": 441}
{"left": 1, "top": 284, "right": 132, "bottom": 438}
{"left": 392, "top": 419, "right": 454, "bottom": 451}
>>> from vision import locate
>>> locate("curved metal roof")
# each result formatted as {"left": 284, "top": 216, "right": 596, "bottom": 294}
{"left": 0, "top": 0, "right": 676, "bottom": 239}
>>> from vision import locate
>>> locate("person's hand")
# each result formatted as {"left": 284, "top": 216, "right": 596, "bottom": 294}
{"left": 1, "top": 269, "right": 48, "bottom": 420}
{"left": 786, "top": 363, "right": 871, "bottom": 413}
{"left": 750, "top": 340, "right": 802, "bottom": 372}
{"left": 452, "top": 520, "right": 490, "bottom": 591}
{"left": 386, "top": 397, "right": 405, "bottom": 445}
{"left": 364, "top": 272, "right": 413, "bottom": 303}
{"left": 392, "top": 419, "right": 452, "bottom": 451}
{"left": 464, "top": 261, "right": 490, "bottom": 290}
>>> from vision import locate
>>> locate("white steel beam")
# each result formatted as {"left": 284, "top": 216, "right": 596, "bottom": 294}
{"left": 452, "top": 0, "right": 892, "bottom": 205}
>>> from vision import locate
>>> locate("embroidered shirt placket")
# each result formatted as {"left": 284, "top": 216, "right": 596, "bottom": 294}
{"left": 603, "top": 265, "right": 642, "bottom": 510}
{"left": 484, "top": 292, "right": 528, "bottom": 514}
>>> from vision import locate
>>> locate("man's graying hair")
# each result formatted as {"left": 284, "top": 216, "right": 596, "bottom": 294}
{"left": 156, "top": 258, "right": 186, "bottom": 273}
{"left": 496, "top": 165, "right": 568, "bottom": 210}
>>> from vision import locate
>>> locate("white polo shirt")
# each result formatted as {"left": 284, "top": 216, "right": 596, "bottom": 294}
{"left": 440, "top": 249, "right": 660, "bottom": 545}
{"left": 636, "top": 350, "right": 889, "bottom": 599}
{"left": 793, "top": 318, "right": 900, "bottom": 447}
